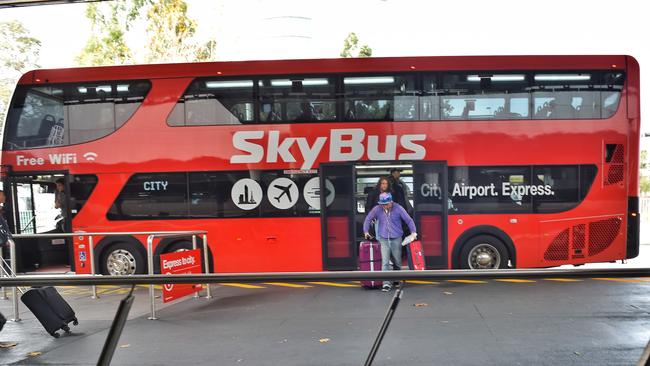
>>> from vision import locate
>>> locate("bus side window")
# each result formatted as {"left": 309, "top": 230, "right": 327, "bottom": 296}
{"left": 342, "top": 75, "right": 416, "bottom": 122}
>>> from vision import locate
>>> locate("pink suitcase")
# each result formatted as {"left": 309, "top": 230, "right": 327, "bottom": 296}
{"left": 358, "top": 241, "right": 382, "bottom": 289}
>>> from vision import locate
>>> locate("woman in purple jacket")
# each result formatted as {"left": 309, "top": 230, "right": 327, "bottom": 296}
{"left": 363, "top": 192, "right": 417, "bottom": 292}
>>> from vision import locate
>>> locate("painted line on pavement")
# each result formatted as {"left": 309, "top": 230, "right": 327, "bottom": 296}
{"left": 447, "top": 279, "right": 488, "bottom": 284}
{"left": 494, "top": 279, "right": 536, "bottom": 283}
{"left": 543, "top": 278, "right": 583, "bottom": 282}
{"left": 307, "top": 282, "right": 359, "bottom": 288}
{"left": 264, "top": 282, "right": 313, "bottom": 288}
{"left": 219, "top": 283, "right": 267, "bottom": 289}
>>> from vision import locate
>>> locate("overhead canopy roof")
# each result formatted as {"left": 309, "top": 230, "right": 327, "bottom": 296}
{"left": 0, "top": 0, "right": 99, "bottom": 8}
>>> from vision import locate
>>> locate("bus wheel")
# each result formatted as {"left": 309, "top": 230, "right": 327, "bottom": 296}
{"left": 460, "top": 235, "right": 509, "bottom": 270}
{"left": 100, "top": 242, "right": 146, "bottom": 275}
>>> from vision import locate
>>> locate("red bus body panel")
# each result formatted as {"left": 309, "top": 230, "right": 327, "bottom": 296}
{"left": 3, "top": 55, "right": 638, "bottom": 272}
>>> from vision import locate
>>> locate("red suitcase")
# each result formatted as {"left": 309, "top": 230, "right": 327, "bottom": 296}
{"left": 407, "top": 240, "right": 426, "bottom": 270}
{"left": 358, "top": 241, "right": 382, "bottom": 289}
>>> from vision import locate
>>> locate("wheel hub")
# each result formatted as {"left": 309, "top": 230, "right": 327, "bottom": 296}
{"left": 468, "top": 244, "right": 501, "bottom": 269}
{"left": 106, "top": 249, "right": 137, "bottom": 276}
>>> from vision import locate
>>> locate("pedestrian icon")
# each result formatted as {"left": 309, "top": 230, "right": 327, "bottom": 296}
{"left": 231, "top": 178, "right": 262, "bottom": 210}
{"left": 303, "top": 177, "right": 335, "bottom": 210}
{"left": 268, "top": 177, "right": 299, "bottom": 210}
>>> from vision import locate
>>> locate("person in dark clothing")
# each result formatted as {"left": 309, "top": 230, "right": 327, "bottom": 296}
{"left": 365, "top": 177, "right": 391, "bottom": 213}
{"left": 389, "top": 168, "right": 413, "bottom": 213}
{"left": 54, "top": 178, "right": 67, "bottom": 232}
{"left": 387, "top": 169, "right": 407, "bottom": 209}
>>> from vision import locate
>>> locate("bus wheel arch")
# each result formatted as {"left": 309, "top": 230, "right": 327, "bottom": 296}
{"left": 452, "top": 226, "right": 516, "bottom": 269}
{"left": 152, "top": 237, "right": 214, "bottom": 274}
{"left": 96, "top": 236, "right": 147, "bottom": 276}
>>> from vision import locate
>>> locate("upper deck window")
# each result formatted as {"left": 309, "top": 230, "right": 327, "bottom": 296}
{"left": 163, "top": 69, "right": 624, "bottom": 127}
{"left": 439, "top": 73, "right": 531, "bottom": 120}
{"left": 3, "top": 80, "right": 151, "bottom": 150}
{"left": 531, "top": 72, "right": 623, "bottom": 119}
{"left": 343, "top": 75, "right": 417, "bottom": 121}
{"left": 259, "top": 77, "right": 337, "bottom": 123}
{"left": 167, "top": 78, "right": 255, "bottom": 126}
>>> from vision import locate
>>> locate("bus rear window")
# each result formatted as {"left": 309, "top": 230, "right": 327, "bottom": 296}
{"left": 3, "top": 80, "right": 151, "bottom": 150}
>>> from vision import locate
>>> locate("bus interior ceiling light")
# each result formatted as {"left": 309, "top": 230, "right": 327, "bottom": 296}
{"left": 205, "top": 80, "right": 254, "bottom": 88}
{"left": 271, "top": 79, "right": 329, "bottom": 87}
{"left": 344, "top": 77, "right": 395, "bottom": 85}
{"left": 467, "top": 75, "right": 525, "bottom": 82}
{"left": 116, "top": 85, "right": 129, "bottom": 93}
{"left": 77, "top": 87, "right": 87, "bottom": 93}
{"left": 534, "top": 74, "right": 591, "bottom": 81}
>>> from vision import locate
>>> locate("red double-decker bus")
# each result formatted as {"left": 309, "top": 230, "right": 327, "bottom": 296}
{"left": 0, "top": 55, "right": 640, "bottom": 275}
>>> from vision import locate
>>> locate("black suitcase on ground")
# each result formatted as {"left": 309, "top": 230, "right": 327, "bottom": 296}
{"left": 21, "top": 287, "right": 78, "bottom": 337}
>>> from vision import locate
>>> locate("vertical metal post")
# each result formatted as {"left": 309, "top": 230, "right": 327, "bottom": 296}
{"left": 192, "top": 235, "right": 199, "bottom": 298}
{"left": 364, "top": 283, "right": 404, "bottom": 366}
{"left": 203, "top": 234, "right": 212, "bottom": 299}
{"left": 147, "top": 235, "right": 157, "bottom": 320}
{"left": 1, "top": 256, "right": 7, "bottom": 300}
{"left": 9, "top": 239, "right": 20, "bottom": 321}
{"left": 89, "top": 236, "right": 98, "bottom": 299}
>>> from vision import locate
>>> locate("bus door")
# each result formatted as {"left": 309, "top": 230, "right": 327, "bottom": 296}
{"left": 320, "top": 163, "right": 356, "bottom": 270}
{"left": 5, "top": 173, "right": 72, "bottom": 272}
{"left": 412, "top": 162, "right": 448, "bottom": 268}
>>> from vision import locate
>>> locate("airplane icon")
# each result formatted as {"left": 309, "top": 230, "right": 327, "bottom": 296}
{"left": 273, "top": 183, "right": 294, "bottom": 203}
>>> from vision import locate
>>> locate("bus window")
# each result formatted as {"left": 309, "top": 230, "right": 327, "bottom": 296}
{"left": 258, "top": 77, "right": 337, "bottom": 123}
{"left": 167, "top": 79, "right": 254, "bottom": 126}
{"left": 343, "top": 75, "right": 416, "bottom": 121}
{"left": 531, "top": 72, "right": 624, "bottom": 120}
{"left": 449, "top": 166, "right": 532, "bottom": 213}
{"left": 533, "top": 166, "right": 579, "bottom": 213}
{"left": 440, "top": 73, "right": 530, "bottom": 120}
{"left": 69, "top": 174, "right": 98, "bottom": 218}
{"left": 107, "top": 173, "right": 188, "bottom": 220}
{"left": 8, "top": 87, "right": 66, "bottom": 148}
{"left": 533, "top": 91, "right": 602, "bottom": 119}
{"left": 419, "top": 74, "right": 441, "bottom": 121}
{"left": 601, "top": 91, "right": 621, "bottom": 118}
{"left": 188, "top": 171, "right": 260, "bottom": 218}
{"left": 4, "top": 81, "right": 150, "bottom": 150}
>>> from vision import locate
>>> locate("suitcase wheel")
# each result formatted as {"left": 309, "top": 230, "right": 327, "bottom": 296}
{"left": 62, "top": 325, "right": 71, "bottom": 333}
{"left": 51, "top": 332, "right": 60, "bottom": 338}
{"left": 73, "top": 319, "right": 79, "bottom": 326}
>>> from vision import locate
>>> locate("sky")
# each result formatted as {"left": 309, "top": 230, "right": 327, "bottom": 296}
{"left": 0, "top": 0, "right": 647, "bottom": 139}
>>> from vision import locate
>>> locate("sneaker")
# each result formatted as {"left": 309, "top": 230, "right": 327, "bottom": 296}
{"left": 382, "top": 284, "right": 392, "bottom": 292}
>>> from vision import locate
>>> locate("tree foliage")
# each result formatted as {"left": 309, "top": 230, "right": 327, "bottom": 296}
{"left": 76, "top": 0, "right": 217, "bottom": 66}
{"left": 75, "top": 1, "right": 143, "bottom": 66}
{"left": 1, "top": 21, "right": 42, "bottom": 75}
{"left": 340, "top": 32, "right": 372, "bottom": 58}
{"left": 0, "top": 21, "right": 42, "bottom": 128}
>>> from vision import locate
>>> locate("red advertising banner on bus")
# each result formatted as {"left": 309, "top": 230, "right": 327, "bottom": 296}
{"left": 160, "top": 249, "right": 203, "bottom": 303}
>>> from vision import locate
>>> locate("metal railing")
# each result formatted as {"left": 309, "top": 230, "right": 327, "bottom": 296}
{"left": 2, "top": 230, "right": 209, "bottom": 321}
{"left": 2, "top": 267, "right": 650, "bottom": 287}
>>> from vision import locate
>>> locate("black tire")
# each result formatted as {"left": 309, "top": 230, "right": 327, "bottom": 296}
{"left": 62, "top": 325, "right": 70, "bottom": 333}
{"left": 73, "top": 319, "right": 79, "bottom": 326}
{"left": 99, "top": 241, "right": 146, "bottom": 275}
{"left": 459, "top": 235, "right": 510, "bottom": 270}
